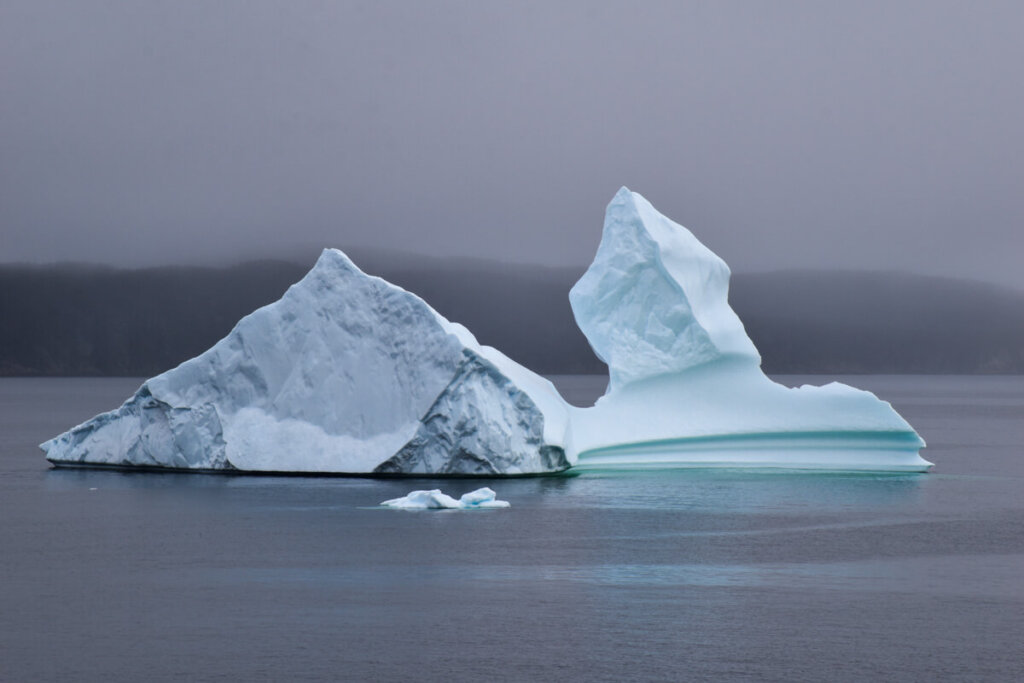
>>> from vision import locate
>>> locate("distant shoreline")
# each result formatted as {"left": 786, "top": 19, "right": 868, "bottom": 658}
{"left": 3, "top": 261, "right": 1023, "bottom": 375}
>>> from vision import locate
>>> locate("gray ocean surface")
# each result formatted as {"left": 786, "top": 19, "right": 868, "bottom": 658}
{"left": 1, "top": 375, "right": 1022, "bottom": 682}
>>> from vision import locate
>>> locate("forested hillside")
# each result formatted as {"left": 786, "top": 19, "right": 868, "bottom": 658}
{"left": 2, "top": 258, "right": 1021, "bottom": 376}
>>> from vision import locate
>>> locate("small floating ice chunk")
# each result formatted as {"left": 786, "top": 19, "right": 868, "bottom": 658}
{"left": 456, "top": 487, "right": 511, "bottom": 508}
{"left": 380, "top": 487, "right": 510, "bottom": 509}
{"left": 380, "top": 489, "right": 460, "bottom": 509}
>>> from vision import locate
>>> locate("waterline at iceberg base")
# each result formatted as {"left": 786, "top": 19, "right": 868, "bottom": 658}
{"left": 41, "top": 188, "right": 930, "bottom": 474}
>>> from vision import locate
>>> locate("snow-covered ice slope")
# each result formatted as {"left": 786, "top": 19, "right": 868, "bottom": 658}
{"left": 567, "top": 188, "right": 930, "bottom": 472}
{"left": 41, "top": 249, "right": 570, "bottom": 475}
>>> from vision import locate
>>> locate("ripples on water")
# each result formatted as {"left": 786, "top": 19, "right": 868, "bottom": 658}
{"left": 1, "top": 375, "right": 1022, "bottom": 681}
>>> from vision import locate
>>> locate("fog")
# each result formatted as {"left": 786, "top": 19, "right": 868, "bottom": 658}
{"left": 2, "top": 1, "right": 1023, "bottom": 289}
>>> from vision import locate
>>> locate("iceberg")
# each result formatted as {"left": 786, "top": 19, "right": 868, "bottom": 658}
{"left": 41, "top": 187, "right": 929, "bottom": 475}
{"left": 41, "top": 250, "right": 570, "bottom": 475}
{"left": 380, "top": 487, "right": 510, "bottom": 509}
{"left": 565, "top": 188, "right": 930, "bottom": 472}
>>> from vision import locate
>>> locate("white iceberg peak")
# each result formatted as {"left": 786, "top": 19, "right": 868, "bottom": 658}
{"left": 570, "top": 187, "right": 760, "bottom": 391}
{"left": 41, "top": 248, "right": 570, "bottom": 475}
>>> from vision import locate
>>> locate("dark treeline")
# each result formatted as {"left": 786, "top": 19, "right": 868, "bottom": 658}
{"left": 732, "top": 271, "right": 1024, "bottom": 374}
{"left": 2, "top": 257, "right": 1022, "bottom": 376}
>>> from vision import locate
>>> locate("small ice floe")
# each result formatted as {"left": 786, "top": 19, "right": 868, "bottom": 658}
{"left": 380, "top": 487, "right": 510, "bottom": 510}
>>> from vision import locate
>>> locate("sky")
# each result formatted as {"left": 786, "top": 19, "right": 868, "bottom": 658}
{"left": 2, "top": 0, "right": 1022, "bottom": 289}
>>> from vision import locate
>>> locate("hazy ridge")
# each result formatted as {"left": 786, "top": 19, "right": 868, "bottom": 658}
{"left": 2, "top": 257, "right": 1022, "bottom": 376}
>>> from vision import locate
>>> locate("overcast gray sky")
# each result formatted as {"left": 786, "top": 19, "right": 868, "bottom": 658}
{"left": 2, "top": 0, "right": 1022, "bottom": 288}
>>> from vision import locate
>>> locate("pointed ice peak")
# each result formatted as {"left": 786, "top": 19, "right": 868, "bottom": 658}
{"left": 42, "top": 245, "right": 571, "bottom": 474}
{"left": 311, "top": 246, "right": 360, "bottom": 274}
{"left": 570, "top": 188, "right": 760, "bottom": 390}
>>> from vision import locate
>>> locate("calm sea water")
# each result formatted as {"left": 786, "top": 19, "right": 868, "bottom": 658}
{"left": 1, "top": 375, "right": 1022, "bottom": 682}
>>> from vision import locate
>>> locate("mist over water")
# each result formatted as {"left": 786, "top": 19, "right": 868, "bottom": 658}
{"left": 2, "top": 375, "right": 1022, "bottom": 681}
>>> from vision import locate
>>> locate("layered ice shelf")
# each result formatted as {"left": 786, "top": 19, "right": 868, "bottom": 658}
{"left": 565, "top": 188, "right": 930, "bottom": 472}
{"left": 41, "top": 188, "right": 929, "bottom": 474}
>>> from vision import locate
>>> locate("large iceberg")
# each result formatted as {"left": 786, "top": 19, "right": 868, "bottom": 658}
{"left": 41, "top": 250, "right": 570, "bottom": 475}
{"left": 41, "top": 187, "right": 929, "bottom": 474}
{"left": 565, "top": 188, "right": 930, "bottom": 472}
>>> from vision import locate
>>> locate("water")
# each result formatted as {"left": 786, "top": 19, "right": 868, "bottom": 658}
{"left": 1, "top": 375, "right": 1022, "bottom": 682}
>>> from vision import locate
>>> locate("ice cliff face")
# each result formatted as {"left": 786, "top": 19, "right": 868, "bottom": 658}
{"left": 41, "top": 249, "right": 570, "bottom": 474}
{"left": 376, "top": 353, "right": 569, "bottom": 475}
{"left": 567, "top": 188, "right": 930, "bottom": 472}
